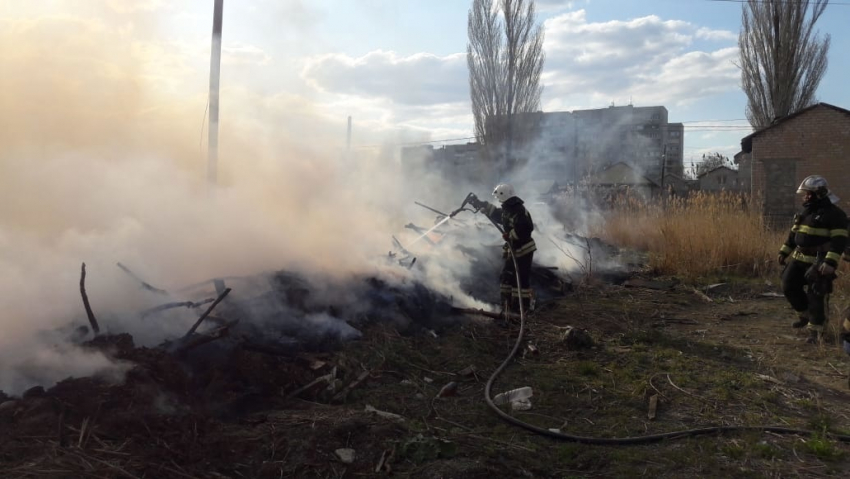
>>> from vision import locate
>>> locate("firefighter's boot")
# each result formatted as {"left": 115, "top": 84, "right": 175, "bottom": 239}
{"left": 805, "top": 324, "right": 824, "bottom": 345}
{"left": 791, "top": 312, "right": 809, "bottom": 329}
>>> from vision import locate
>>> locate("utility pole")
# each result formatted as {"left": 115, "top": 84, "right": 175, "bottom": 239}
{"left": 660, "top": 144, "right": 667, "bottom": 207}
{"left": 346, "top": 116, "right": 352, "bottom": 158}
{"left": 207, "top": 0, "right": 224, "bottom": 186}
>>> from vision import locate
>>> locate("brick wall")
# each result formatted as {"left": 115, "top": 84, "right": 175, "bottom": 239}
{"left": 751, "top": 105, "right": 850, "bottom": 217}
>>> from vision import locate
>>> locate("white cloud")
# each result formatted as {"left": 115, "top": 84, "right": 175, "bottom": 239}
{"left": 536, "top": 0, "right": 584, "bottom": 13}
{"left": 542, "top": 10, "right": 740, "bottom": 108}
{"left": 696, "top": 27, "right": 738, "bottom": 42}
{"left": 301, "top": 50, "right": 469, "bottom": 106}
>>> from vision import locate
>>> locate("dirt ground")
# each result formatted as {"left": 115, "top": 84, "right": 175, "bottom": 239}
{"left": 3, "top": 276, "right": 850, "bottom": 478}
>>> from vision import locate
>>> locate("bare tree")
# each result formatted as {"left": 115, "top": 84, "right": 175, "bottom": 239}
{"left": 467, "top": 0, "right": 544, "bottom": 172}
{"left": 738, "top": 0, "right": 830, "bottom": 129}
{"left": 690, "top": 152, "right": 734, "bottom": 179}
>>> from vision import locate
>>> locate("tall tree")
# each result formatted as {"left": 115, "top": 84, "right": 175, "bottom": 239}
{"left": 738, "top": 0, "right": 830, "bottom": 129}
{"left": 467, "top": 0, "right": 544, "bottom": 171}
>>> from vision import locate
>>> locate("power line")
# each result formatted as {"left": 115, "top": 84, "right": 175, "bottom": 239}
{"left": 703, "top": 0, "right": 850, "bottom": 5}
{"left": 680, "top": 118, "right": 748, "bottom": 123}
{"left": 352, "top": 118, "right": 758, "bottom": 149}
{"left": 354, "top": 136, "right": 477, "bottom": 149}
{"left": 354, "top": 127, "right": 754, "bottom": 148}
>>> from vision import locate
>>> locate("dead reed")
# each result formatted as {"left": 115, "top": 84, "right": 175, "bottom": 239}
{"left": 593, "top": 191, "right": 786, "bottom": 279}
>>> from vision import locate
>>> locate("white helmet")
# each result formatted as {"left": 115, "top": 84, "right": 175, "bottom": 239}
{"left": 492, "top": 183, "right": 515, "bottom": 203}
{"left": 797, "top": 175, "right": 839, "bottom": 203}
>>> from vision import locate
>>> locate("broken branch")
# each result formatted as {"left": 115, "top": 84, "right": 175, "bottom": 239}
{"left": 331, "top": 369, "right": 371, "bottom": 403}
{"left": 182, "top": 288, "right": 231, "bottom": 340}
{"left": 451, "top": 307, "right": 519, "bottom": 321}
{"left": 286, "top": 371, "right": 335, "bottom": 400}
{"left": 139, "top": 298, "right": 215, "bottom": 318}
{"left": 116, "top": 262, "right": 168, "bottom": 295}
{"left": 174, "top": 320, "right": 239, "bottom": 356}
{"left": 79, "top": 263, "right": 101, "bottom": 335}
{"left": 241, "top": 341, "right": 297, "bottom": 357}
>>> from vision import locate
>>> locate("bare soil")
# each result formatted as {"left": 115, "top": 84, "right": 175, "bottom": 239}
{"left": 3, "top": 277, "right": 850, "bottom": 478}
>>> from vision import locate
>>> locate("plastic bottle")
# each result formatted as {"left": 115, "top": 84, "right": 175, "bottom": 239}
{"left": 493, "top": 386, "right": 533, "bottom": 405}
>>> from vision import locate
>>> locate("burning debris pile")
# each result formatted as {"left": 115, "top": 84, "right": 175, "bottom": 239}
{"left": 0, "top": 198, "right": 636, "bottom": 476}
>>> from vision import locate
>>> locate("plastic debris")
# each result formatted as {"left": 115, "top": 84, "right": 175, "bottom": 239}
{"left": 493, "top": 386, "right": 533, "bottom": 406}
{"left": 364, "top": 404, "right": 405, "bottom": 423}
{"left": 334, "top": 448, "right": 356, "bottom": 464}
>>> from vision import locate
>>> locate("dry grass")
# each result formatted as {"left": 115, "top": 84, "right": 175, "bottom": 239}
{"left": 591, "top": 192, "right": 786, "bottom": 279}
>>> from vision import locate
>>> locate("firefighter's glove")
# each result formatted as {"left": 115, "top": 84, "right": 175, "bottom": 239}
{"left": 777, "top": 253, "right": 787, "bottom": 266}
{"left": 804, "top": 264, "right": 819, "bottom": 283}
{"left": 819, "top": 262, "right": 836, "bottom": 276}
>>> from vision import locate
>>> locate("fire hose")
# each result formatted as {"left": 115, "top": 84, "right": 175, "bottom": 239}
{"left": 465, "top": 194, "right": 850, "bottom": 445}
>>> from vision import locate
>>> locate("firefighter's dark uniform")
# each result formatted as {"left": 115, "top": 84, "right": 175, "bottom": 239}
{"left": 480, "top": 197, "right": 537, "bottom": 310}
{"left": 779, "top": 196, "right": 848, "bottom": 333}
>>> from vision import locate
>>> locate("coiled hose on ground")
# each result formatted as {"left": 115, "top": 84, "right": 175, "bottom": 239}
{"left": 480, "top": 215, "right": 850, "bottom": 445}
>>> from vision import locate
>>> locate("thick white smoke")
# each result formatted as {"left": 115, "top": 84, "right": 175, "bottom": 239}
{"left": 0, "top": 6, "right": 529, "bottom": 395}
{"left": 0, "top": 3, "right": 609, "bottom": 395}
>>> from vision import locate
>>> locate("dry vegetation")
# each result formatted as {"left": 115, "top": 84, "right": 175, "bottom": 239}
{"left": 592, "top": 191, "right": 787, "bottom": 279}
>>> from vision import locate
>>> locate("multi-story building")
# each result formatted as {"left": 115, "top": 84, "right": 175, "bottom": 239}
{"left": 400, "top": 104, "right": 684, "bottom": 188}
{"left": 570, "top": 105, "right": 684, "bottom": 180}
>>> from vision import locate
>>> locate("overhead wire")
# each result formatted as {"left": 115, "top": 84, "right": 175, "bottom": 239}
{"left": 353, "top": 124, "right": 754, "bottom": 148}
{"left": 703, "top": 0, "right": 850, "bottom": 5}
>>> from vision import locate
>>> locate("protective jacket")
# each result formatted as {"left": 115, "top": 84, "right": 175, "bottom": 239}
{"left": 779, "top": 196, "right": 848, "bottom": 267}
{"left": 482, "top": 197, "right": 537, "bottom": 258}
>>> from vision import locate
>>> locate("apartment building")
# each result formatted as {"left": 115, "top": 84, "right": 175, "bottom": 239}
{"left": 571, "top": 105, "right": 684, "bottom": 180}
{"left": 400, "top": 104, "right": 684, "bottom": 188}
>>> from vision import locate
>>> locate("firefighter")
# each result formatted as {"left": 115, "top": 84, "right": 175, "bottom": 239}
{"left": 467, "top": 184, "right": 537, "bottom": 312}
{"left": 778, "top": 175, "right": 848, "bottom": 344}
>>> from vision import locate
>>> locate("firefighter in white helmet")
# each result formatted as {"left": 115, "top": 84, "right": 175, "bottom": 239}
{"left": 777, "top": 175, "right": 848, "bottom": 344}
{"left": 467, "top": 183, "right": 537, "bottom": 312}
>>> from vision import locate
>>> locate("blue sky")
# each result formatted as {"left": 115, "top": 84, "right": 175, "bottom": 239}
{"left": 2, "top": 0, "right": 849, "bottom": 169}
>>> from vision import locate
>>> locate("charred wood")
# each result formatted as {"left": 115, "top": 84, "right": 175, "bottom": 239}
{"left": 241, "top": 340, "right": 298, "bottom": 357}
{"left": 331, "top": 369, "right": 371, "bottom": 403}
{"left": 285, "top": 369, "right": 335, "bottom": 400}
{"left": 79, "top": 263, "right": 101, "bottom": 335}
{"left": 139, "top": 298, "right": 215, "bottom": 318}
{"left": 451, "top": 307, "right": 519, "bottom": 321}
{"left": 182, "top": 288, "right": 232, "bottom": 340}
{"left": 174, "top": 320, "right": 239, "bottom": 356}
{"left": 116, "top": 262, "right": 168, "bottom": 294}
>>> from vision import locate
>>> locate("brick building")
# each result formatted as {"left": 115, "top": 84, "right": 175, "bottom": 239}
{"left": 697, "top": 166, "right": 742, "bottom": 192}
{"left": 737, "top": 103, "right": 850, "bottom": 223}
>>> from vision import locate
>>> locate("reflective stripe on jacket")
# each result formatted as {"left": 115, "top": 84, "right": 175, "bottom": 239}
{"left": 483, "top": 196, "right": 536, "bottom": 258}
{"left": 779, "top": 197, "right": 848, "bottom": 267}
